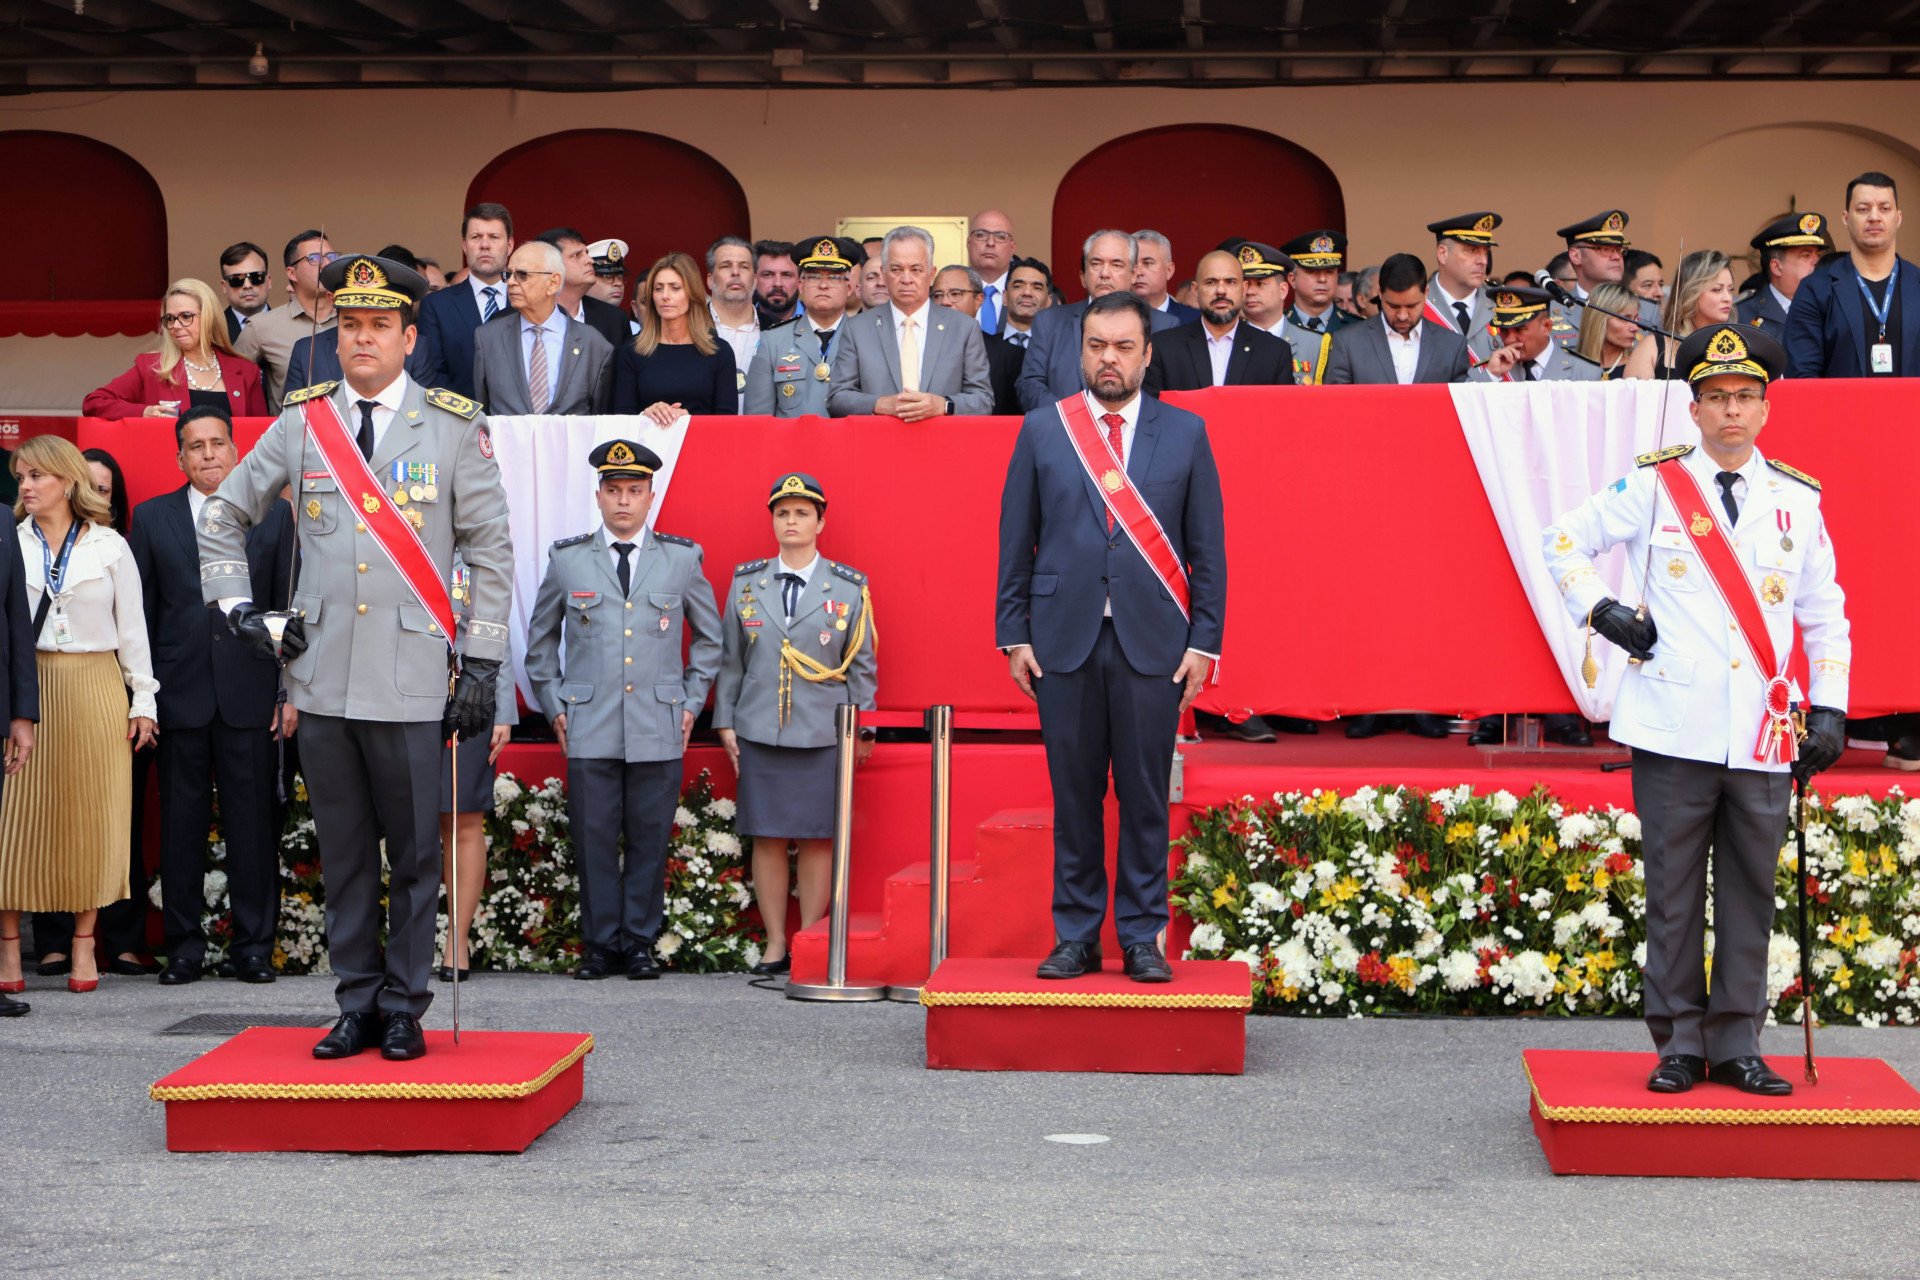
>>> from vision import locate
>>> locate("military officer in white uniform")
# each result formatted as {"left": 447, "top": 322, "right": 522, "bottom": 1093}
{"left": 1425, "top": 211, "right": 1500, "bottom": 365}
{"left": 1542, "top": 321, "right": 1849, "bottom": 1097}
{"left": 199, "top": 253, "right": 513, "bottom": 1062}
{"left": 1472, "top": 287, "right": 1604, "bottom": 382}
{"left": 743, "top": 236, "right": 860, "bottom": 417}
{"left": 524, "top": 439, "right": 722, "bottom": 981}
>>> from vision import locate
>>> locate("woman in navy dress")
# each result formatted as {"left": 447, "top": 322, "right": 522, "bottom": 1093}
{"left": 611, "top": 252, "right": 739, "bottom": 421}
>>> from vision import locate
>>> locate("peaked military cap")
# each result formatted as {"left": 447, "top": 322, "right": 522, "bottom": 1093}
{"left": 797, "top": 236, "right": 863, "bottom": 274}
{"left": 1676, "top": 322, "right": 1785, "bottom": 385}
{"left": 1750, "top": 212, "right": 1831, "bottom": 251}
{"left": 589, "top": 438, "right": 662, "bottom": 480}
{"left": 1230, "top": 240, "right": 1292, "bottom": 278}
{"left": 1555, "top": 211, "right": 1631, "bottom": 247}
{"left": 768, "top": 471, "right": 827, "bottom": 510}
{"left": 587, "top": 238, "right": 628, "bottom": 275}
{"left": 1280, "top": 230, "right": 1346, "bottom": 270}
{"left": 1488, "top": 285, "right": 1553, "bottom": 328}
{"left": 320, "top": 255, "right": 430, "bottom": 310}
{"left": 1426, "top": 212, "right": 1502, "bottom": 246}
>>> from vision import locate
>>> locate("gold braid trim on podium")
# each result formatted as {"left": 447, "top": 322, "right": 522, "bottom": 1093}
{"left": 149, "top": 1035, "right": 594, "bottom": 1102}
{"left": 1523, "top": 1060, "right": 1920, "bottom": 1126}
{"left": 918, "top": 990, "right": 1252, "bottom": 1010}
{"left": 777, "top": 583, "right": 873, "bottom": 724}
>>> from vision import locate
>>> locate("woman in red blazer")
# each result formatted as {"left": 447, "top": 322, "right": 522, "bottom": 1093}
{"left": 82, "top": 278, "right": 267, "bottom": 420}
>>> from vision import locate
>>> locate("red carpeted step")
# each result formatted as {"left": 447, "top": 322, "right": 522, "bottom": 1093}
{"left": 1523, "top": 1049, "right": 1920, "bottom": 1180}
{"left": 149, "top": 1026, "right": 594, "bottom": 1153}
{"left": 921, "top": 955, "right": 1250, "bottom": 1074}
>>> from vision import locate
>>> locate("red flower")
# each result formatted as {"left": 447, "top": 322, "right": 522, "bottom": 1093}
{"left": 1481, "top": 874, "right": 1498, "bottom": 896}
{"left": 1356, "top": 952, "right": 1394, "bottom": 987}
{"left": 1290, "top": 902, "right": 1304, "bottom": 918}
{"left": 1605, "top": 852, "right": 1633, "bottom": 876}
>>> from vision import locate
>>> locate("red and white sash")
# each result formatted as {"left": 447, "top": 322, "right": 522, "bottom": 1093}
{"left": 1653, "top": 459, "right": 1798, "bottom": 764}
{"left": 1423, "top": 297, "right": 1485, "bottom": 368}
{"left": 304, "top": 393, "right": 456, "bottom": 645}
{"left": 1056, "top": 394, "right": 1191, "bottom": 620}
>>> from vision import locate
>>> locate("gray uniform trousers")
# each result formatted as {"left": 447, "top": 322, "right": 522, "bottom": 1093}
{"left": 1631, "top": 748, "right": 1792, "bottom": 1062}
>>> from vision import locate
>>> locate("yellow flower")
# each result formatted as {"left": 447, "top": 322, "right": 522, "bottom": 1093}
{"left": 1511, "top": 820, "right": 1531, "bottom": 842}
{"left": 1540, "top": 835, "right": 1558, "bottom": 856}
{"left": 1833, "top": 965, "right": 1854, "bottom": 991}
{"left": 1414, "top": 887, "right": 1432, "bottom": 906}
{"left": 1445, "top": 821, "right": 1476, "bottom": 845}
{"left": 1879, "top": 844, "right": 1898, "bottom": 876}
{"left": 1848, "top": 850, "right": 1868, "bottom": 879}
{"left": 1211, "top": 884, "right": 1234, "bottom": 908}
{"left": 1387, "top": 954, "right": 1419, "bottom": 992}
{"left": 1592, "top": 870, "right": 1612, "bottom": 892}
{"left": 1594, "top": 948, "right": 1617, "bottom": 970}
{"left": 1499, "top": 828, "right": 1519, "bottom": 850}
{"left": 1277, "top": 984, "right": 1301, "bottom": 1002}
{"left": 1544, "top": 951, "right": 1562, "bottom": 972}
{"left": 1330, "top": 876, "right": 1361, "bottom": 904}
{"left": 1314, "top": 791, "right": 1340, "bottom": 816}
{"left": 1565, "top": 873, "right": 1585, "bottom": 892}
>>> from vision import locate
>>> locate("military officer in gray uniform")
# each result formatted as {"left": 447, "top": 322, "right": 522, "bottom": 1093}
{"left": 714, "top": 473, "right": 877, "bottom": 977}
{"left": 744, "top": 236, "right": 861, "bottom": 417}
{"left": 1472, "top": 286, "right": 1604, "bottom": 382}
{"left": 198, "top": 253, "right": 512, "bottom": 1062}
{"left": 1543, "top": 322, "right": 1848, "bottom": 1095}
{"left": 524, "top": 439, "right": 722, "bottom": 982}
{"left": 1234, "top": 241, "right": 1328, "bottom": 385}
{"left": 1280, "top": 229, "right": 1358, "bottom": 336}
{"left": 1426, "top": 211, "right": 1501, "bottom": 366}
{"left": 1550, "top": 210, "right": 1660, "bottom": 348}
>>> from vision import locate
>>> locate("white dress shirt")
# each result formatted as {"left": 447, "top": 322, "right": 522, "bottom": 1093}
{"left": 18, "top": 519, "right": 159, "bottom": 719}
{"left": 601, "top": 526, "right": 646, "bottom": 596}
{"left": 710, "top": 302, "right": 760, "bottom": 409}
{"left": 1384, "top": 316, "right": 1422, "bottom": 385}
{"left": 1205, "top": 321, "right": 1240, "bottom": 386}
{"left": 891, "top": 300, "right": 933, "bottom": 376}
{"left": 186, "top": 485, "right": 210, "bottom": 525}
{"left": 469, "top": 272, "right": 505, "bottom": 321}
{"left": 770, "top": 552, "right": 820, "bottom": 621}
{"left": 1770, "top": 284, "right": 1794, "bottom": 318}
{"left": 1434, "top": 281, "right": 1477, "bottom": 330}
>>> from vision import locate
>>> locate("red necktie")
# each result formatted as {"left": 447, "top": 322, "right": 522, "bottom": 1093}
{"left": 1102, "top": 412, "right": 1125, "bottom": 532}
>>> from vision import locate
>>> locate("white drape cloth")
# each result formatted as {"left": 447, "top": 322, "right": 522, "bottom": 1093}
{"left": 1449, "top": 381, "right": 1700, "bottom": 721}
{"left": 489, "top": 413, "right": 691, "bottom": 701}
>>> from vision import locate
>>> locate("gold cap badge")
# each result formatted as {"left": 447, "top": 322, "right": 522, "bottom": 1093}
{"left": 1799, "top": 213, "right": 1821, "bottom": 235}
{"left": 608, "top": 441, "right": 636, "bottom": 465}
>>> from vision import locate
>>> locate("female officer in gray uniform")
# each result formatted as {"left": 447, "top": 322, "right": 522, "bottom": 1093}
{"left": 438, "top": 551, "right": 518, "bottom": 982}
{"left": 714, "top": 473, "right": 876, "bottom": 976}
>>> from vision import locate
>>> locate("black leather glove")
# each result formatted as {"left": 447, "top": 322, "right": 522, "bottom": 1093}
{"left": 1793, "top": 706, "right": 1847, "bottom": 785}
{"left": 443, "top": 657, "right": 500, "bottom": 742}
{"left": 228, "top": 603, "right": 307, "bottom": 663}
{"left": 1590, "top": 599, "right": 1657, "bottom": 661}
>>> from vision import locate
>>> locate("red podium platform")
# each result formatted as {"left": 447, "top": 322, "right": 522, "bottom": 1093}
{"left": 1524, "top": 1049, "right": 1920, "bottom": 1181}
{"left": 921, "top": 956, "right": 1251, "bottom": 1074}
{"left": 150, "top": 1027, "right": 594, "bottom": 1153}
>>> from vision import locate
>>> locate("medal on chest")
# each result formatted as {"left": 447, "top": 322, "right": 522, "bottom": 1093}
{"left": 1776, "top": 509, "right": 1792, "bottom": 552}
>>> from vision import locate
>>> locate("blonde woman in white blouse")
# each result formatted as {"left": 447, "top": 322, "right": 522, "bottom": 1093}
{"left": 0, "top": 436, "right": 157, "bottom": 995}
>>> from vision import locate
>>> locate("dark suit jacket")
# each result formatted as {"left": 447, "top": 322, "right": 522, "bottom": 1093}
{"left": 224, "top": 307, "right": 247, "bottom": 345}
{"left": 417, "top": 280, "right": 491, "bottom": 400}
{"left": 1145, "top": 320, "right": 1296, "bottom": 394}
{"left": 1160, "top": 298, "right": 1202, "bottom": 325}
{"left": 131, "top": 487, "right": 291, "bottom": 731}
{"left": 0, "top": 533, "right": 37, "bottom": 733}
{"left": 1783, "top": 254, "right": 1920, "bottom": 378}
{"left": 1323, "top": 317, "right": 1472, "bottom": 384}
{"left": 984, "top": 333, "right": 1026, "bottom": 415}
{"left": 1015, "top": 300, "right": 1183, "bottom": 411}
{"left": 284, "top": 330, "right": 432, "bottom": 393}
{"left": 578, "top": 295, "right": 632, "bottom": 353}
{"left": 996, "top": 395, "right": 1226, "bottom": 676}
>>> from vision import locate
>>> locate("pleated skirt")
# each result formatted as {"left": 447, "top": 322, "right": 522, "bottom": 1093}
{"left": 0, "top": 650, "right": 132, "bottom": 912}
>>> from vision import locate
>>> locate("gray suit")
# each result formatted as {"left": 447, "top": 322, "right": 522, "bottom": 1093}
{"left": 471, "top": 310, "right": 613, "bottom": 416}
{"left": 1323, "top": 317, "right": 1471, "bottom": 385}
{"left": 198, "top": 375, "right": 512, "bottom": 1019}
{"left": 744, "top": 314, "right": 842, "bottom": 417}
{"left": 1427, "top": 280, "right": 1495, "bottom": 364}
{"left": 713, "top": 557, "right": 877, "bottom": 749}
{"left": 1469, "top": 343, "right": 1604, "bottom": 383}
{"left": 524, "top": 526, "right": 722, "bottom": 958}
{"left": 827, "top": 302, "right": 993, "bottom": 417}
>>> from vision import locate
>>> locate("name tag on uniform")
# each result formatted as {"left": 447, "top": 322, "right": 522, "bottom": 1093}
{"left": 571, "top": 591, "right": 597, "bottom": 601}
{"left": 1872, "top": 342, "right": 1894, "bottom": 373}
{"left": 742, "top": 619, "right": 762, "bottom": 628}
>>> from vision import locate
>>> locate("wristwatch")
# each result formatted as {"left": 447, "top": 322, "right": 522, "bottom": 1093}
{"left": 943, "top": 396, "right": 953, "bottom": 415}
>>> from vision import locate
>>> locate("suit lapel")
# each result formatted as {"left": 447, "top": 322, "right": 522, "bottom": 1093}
{"left": 1412, "top": 320, "right": 1446, "bottom": 382}
{"left": 504, "top": 317, "right": 534, "bottom": 407}
{"left": 1219, "top": 326, "right": 1251, "bottom": 386}
{"left": 1129, "top": 396, "right": 1164, "bottom": 485}
{"left": 368, "top": 381, "right": 428, "bottom": 474}
{"left": 1362, "top": 320, "right": 1392, "bottom": 381}
{"left": 162, "top": 485, "right": 197, "bottom": 567}
{"left": 876, "top": 309, "right": 903, "bottom": 390}
{"left": 626, "top": 527, "right": 662, "bottom": 597}
{"left": 1899, "top": 257, "right": 1920, "bottom": 369}
{"left": 751, "top": 566, "right": 791, "bottom": 635}
{"left": 590, "top": 531, "right": 627, "bottom": 598}
{"left": 1834, "top": 259, "right": 1866, "bottom": 358}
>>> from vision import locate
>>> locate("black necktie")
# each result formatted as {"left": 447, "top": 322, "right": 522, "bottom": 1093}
{"left": 814, "top": 328, "right": 834, "bottom": 354}
{"left": 355, "top": 399, "right": 377, "bottom": 460}
{"left": 1715, "top": 472, "right": 1741, "bottom": 528}
{"left": 1454, "top": 301, "right": 1471, "bottom": 333}
{"left": 613, "top": 541, "right": 634, "bottom": 597}
{"left": 1008, "top": 331, "right": 1028, "bottom": 348}
{"left": 1301, "top": 313, "right": 1322, "bottom": 332}
{"left": 778, "top": 571, "right": 802, "bottom": 621}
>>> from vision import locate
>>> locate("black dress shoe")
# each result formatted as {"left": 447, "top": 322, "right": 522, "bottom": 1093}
{"left": 1467, "top": 716, "right": 1504, "bottom": 747}
{"left": 381, "top": 1013, "right": 426, "bottom": 1061}
{"left": 233, "top": 955, "right": 275, "bottom": 984}
{"left": 573, "top": 950, "right": 623, "bottom": 980}
{"left": 1273, "top": 716, "right": 1319, "bottom": 736}
{"left": 1224, "top": 715, "right": 1279, "bottom": 743}
{"left": 1542, "top": 714, "right": 1594, "bottom": 747}
{"left": 1036, "top": 940, "right": 1102, "bottom": 979}
{"left": 213, "top": 959, "right": 238, "bottom": 979}
{"left": 1343, "top": 715, "right": 1385, "bottom": 740}
{"left": 312, "top": 1012, "right": 382, "bottom": 1059}
{"left": 1122, "top": 941, "right": 1174, "bottom": 983}
{"left": 107, "top": 955, "right": 160, "bottom": 977}
{"left": 627, "top": 948, "right": 662, "bottom": 980}
{"left": 1646, "top": 1054, "right": 1708, "bottom": 1093}
{"left": 34, "top": 955, "right": 70, "bottom": 978}
{"left": 157, "top": 960, "right": 203, "bottom": 986}
{"left": 1408, "top": 714, "right": 1453, "bottom": 739}
{"left": 749, "top": 955, "right": 791, "bottom": 976}
{"left": 436, "top": 966, "right": 472, "bottom": 983}
{"left": 1708, "top": 1055, "right": 1793, "bottom": 1096}
{"left": 0, "top": 991, "right": 27, "bottom": 1017}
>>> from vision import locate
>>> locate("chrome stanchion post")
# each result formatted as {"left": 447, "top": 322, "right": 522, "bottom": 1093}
{"left": 889, "top": 704, "right": 953, "bottom": 1003}
{"left": 787, "top": 703, "right": 888, "bottom": 1002}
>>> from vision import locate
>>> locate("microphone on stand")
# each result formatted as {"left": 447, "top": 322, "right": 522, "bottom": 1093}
{"left": 1542, "top": 279, "right": 1679, "bottom": 342}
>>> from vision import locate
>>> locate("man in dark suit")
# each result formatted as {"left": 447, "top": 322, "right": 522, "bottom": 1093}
{"left": 996, "top": 292, "right": 1226, "bottom": 983}
{"left": 1016, "top": 230, "right": 1181, "bottom": 410}
{"left": 538, "top": 227, "right": 633, "bottom": 353}
{"left": 417, "top": 201, "right": 515, "bottom": 400}
{"left": 0, "top": 509, "right": 36, "bottom": 1017}
{"left": 1784, "top": 173, "right": 1917, "bottom": 379}
{"left": 932, "top": 263, "right": 1026, "bottom": 414}
{"left": 1324, "top": 254, "right": 1472, "bottom": 385}
{"left": 134, "top": 406, "right": 295, "bottom": 986}
{"left": 218, "top": 241, "right": 272, "bottom": 344}
{"left": 1146, "top": 248, "right": 1295, "bottom": 394}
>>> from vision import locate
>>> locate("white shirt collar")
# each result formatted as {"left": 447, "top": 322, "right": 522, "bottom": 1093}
{"left": 1770, "top": 284, "right": 1794, "bottom": 315}
{"left": 1434, "top": 279, "right": 1476, "bottom": 309}
{"left": 1383, "top": 315, "right": 1421, "bottom": 346}
{"left": 980, "top": 270, "right": 1008, "bottom": 293}
{"left": 469, "top": 272, "right": 504, "bottom": 310}
{"left": 1204, "top": 320, "right": 1239, "bottom": 346}
{"left": 1153, "top": 296, "right": 1172, "bottom": 312}
{"left": 187, "top": 485, "right": 214, "bottom": 520}
{"left": 709, "top": 301, "right": 757, "bottom": 334}
{"left": 772, "top": 552, "right": 821, "bottom": 585}
{"left": 1082, "top": 389, "right": 1142, "bottom": 431}
{"left": 520, "top": 308, "right": 560, "bottom": 334}
{"left": 890, "top": 301, "right": 931, "bottom": 327}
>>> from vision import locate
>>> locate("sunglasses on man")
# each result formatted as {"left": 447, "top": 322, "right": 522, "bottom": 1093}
{"left": 224, "top": 271, "right": 269, "bottom": 287}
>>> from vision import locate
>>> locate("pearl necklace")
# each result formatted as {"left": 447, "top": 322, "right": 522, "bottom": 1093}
{"left": 182, "top": 354, "right": 220, "bottom": 390}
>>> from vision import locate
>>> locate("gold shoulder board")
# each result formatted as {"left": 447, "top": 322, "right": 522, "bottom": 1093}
{"left": 1767, "top": 458, "right": 1821, "bottom": 490}
{"left": 1635, "top": 443, "right": 1694, "bottom": 467}
{"left": 426, "top": 387, "right": 481, "bottom": 419}
{"left": 282, "top": 381, "right": 339, "bottom": 406}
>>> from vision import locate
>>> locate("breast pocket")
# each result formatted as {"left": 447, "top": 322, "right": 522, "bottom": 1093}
{"left": 395, "top": 602, "right": 449, "bottom": 696}
{"left": 1632, "top": 652, "right": 1694, "bottom": 734}
{"left": 1649, "top": 530, "right": 1703, "bottom": 594}
{"left": 648, "top": 592, "right": 682, "bottom": 639}
{"left": 296, "top": 476, "right": 340, "bottom": 535}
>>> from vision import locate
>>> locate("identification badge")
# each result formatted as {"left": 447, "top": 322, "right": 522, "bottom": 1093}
{"left": 1872, "top": 342, "right": 1894, "bottom": 373}
{"left": 51, "top": 612, "right": 73, "bottom": 646}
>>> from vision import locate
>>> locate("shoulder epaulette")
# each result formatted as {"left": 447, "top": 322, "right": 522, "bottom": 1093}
{"left": 1635, "top": 443, "right": 1694, "bottom": 467}
{"left": 281, "top": 381, "right": 338, "bottom": 406}
{"left": 653, "top": 531, "right": 695, "bottom": 548}
{"left": 425, "top": 387, "right": 481, "bottom": 419}
{"left": 552, "top": 532, "right": 594, "bottom": 550}
{"left": 1767, "top": 458, "right": 1821, "bottom": 490}
{"left": 829, "top": 561, "right": 867, "bottom": 585}
{"left": 734, "top": 558, "right": 769, "bottom": 576}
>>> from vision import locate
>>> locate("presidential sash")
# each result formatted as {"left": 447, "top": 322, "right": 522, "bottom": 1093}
{"left": 1056, "top": 394, "right": 1191, "bottom": 620}
{"left": 1653, "top": 459, "right": 1797, "bottom": 764}
{"left": 304, "top": 393, "right": 456, "bottom": 645}
{"left": 1422, "top": 297, "right": 1485, "bottom": 368}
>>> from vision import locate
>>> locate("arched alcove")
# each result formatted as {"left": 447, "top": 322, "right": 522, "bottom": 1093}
{"left": 1051, "top": 124, "right": 1344, "bottom": 300}
{"left": 467, "top": 130, "right": 749, "bottom": 275}
{"left": 0, "top": 132, "right": 166, "bottom": 300}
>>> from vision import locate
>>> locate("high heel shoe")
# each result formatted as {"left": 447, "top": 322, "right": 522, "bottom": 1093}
{"left": 66, "top": 931, "right": 98, "bottom": 993}
{"left": 0, "top": 932, "right": 22, "bottom": 993}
